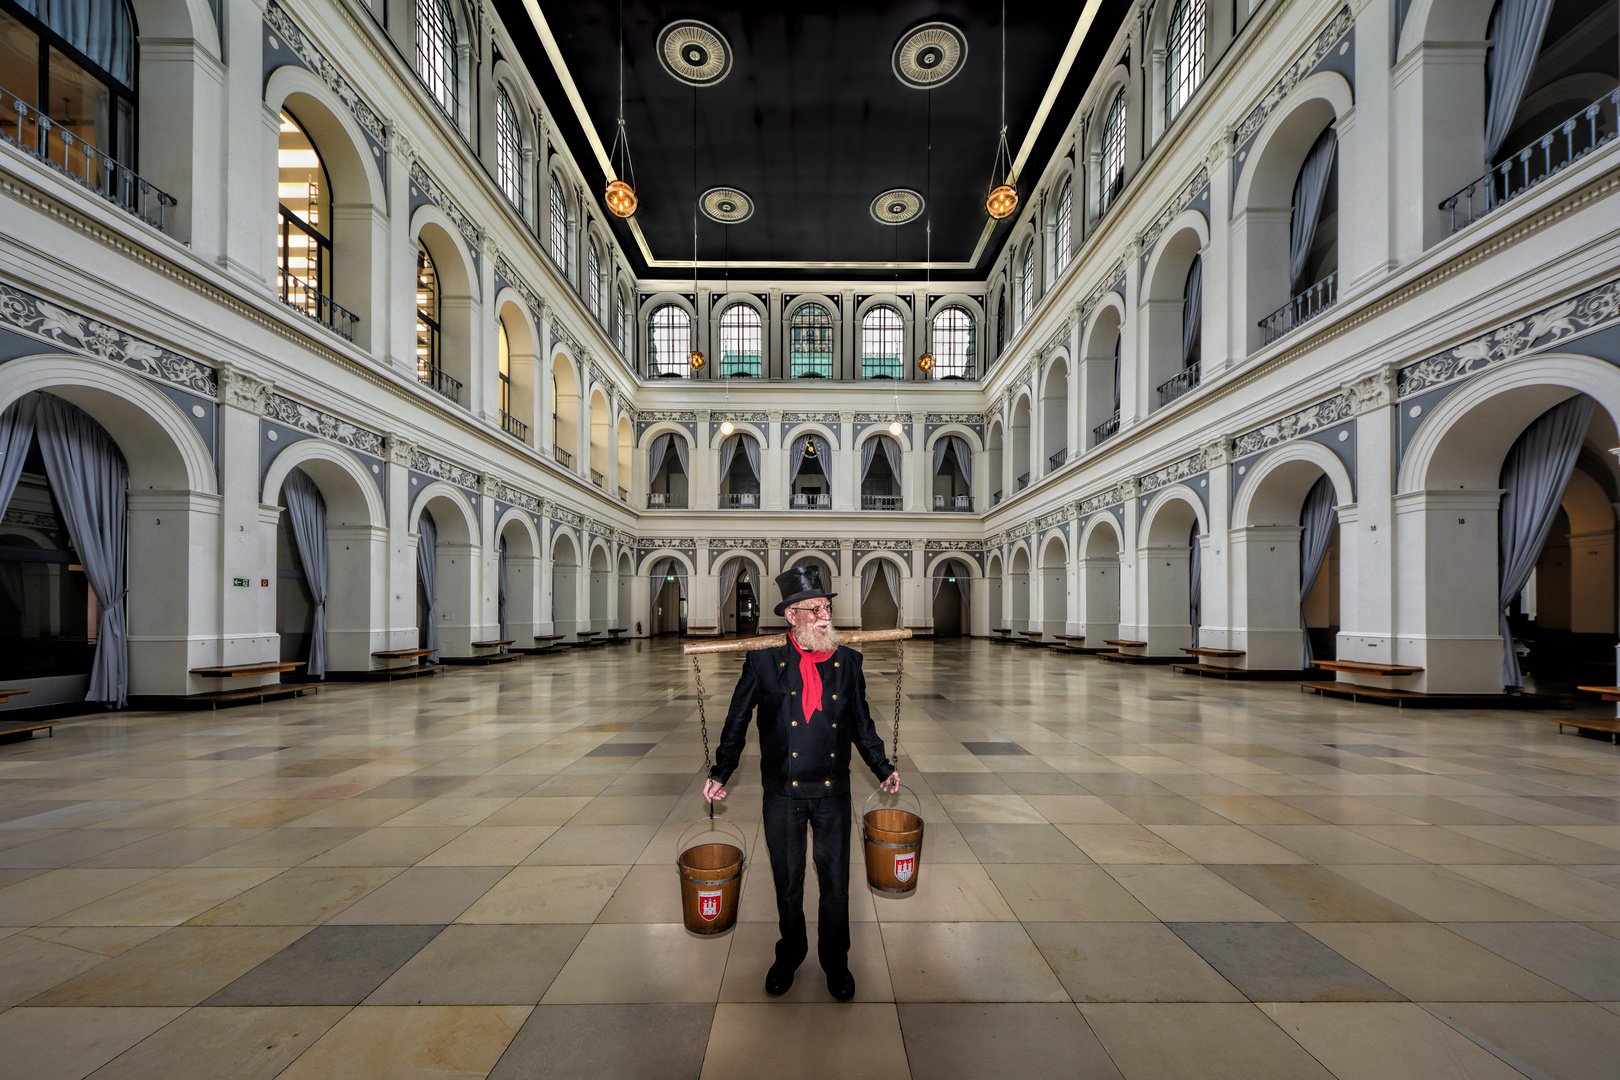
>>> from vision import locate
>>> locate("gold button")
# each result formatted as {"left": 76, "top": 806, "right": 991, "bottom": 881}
{"left": 792, "top": 721, "right": 798, "bottom": 726}
{"left": 791, "top": 691, "right": 797, "bottom": 695}
{"left": 824, "top": 780, "right": 831, "bottom": 786}
{"left": 834, "top": 662, "right": 840, "bottom": 667}
{"left": 832, "top": 695, "right": 837, "bottom": 700}
{"left": 792, "top": 752, "right": 798, "bottom": 757}
{"left": 792, "top": 781, "right": 798, "bottom": 786}
{"left": 830, "top": 753, "right": 835, "bottom": 758}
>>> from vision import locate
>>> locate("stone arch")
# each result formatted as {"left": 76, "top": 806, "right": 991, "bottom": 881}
{"left": 1079, "top": 514, "right": 1124, "bottom": 642}
{"left": 496, "top": 509, "right": 541, "bottom": 644}
{"left": 588, "top": 539, "right": 612, "bottom": 631}
{"left": 986, "top": 550, "right": 1006, "bottom": 630}
{"left": 1009, "top": 391, "right": 1034, "bottom": 493}
{"left": 495, "top": 291, "right": 539, "bottom": 443}
{"left": 617, "top": 549, "right": 635, "bottom": 630}
{"left": 550, "top": 350, "right": 581, "bottom": 466}
{"left": 1082, "top": 295, "right": 1126, "bottom": 443}
{"left": 1040, "top": 352, "right": 1071, "bottom": 470}
{"left": 1007, "top": 544, "right": 1032, "bottom": 632}
{"left": 927, "top": 551, "right": 977, "bottom": 638}
{"left": 985, "top": 417, "right": 1006, "bottom": 502}
{"left": 587, "top": 387, "right": 611, "bottom": 488}
{"left": 1039, "top": 531, "right": 1071, "bottom": 636}
{"left": 1086, "top": 63, "right": 1133, "bottom": 221}
{"left": 1142, "top": 211, "right": 1210, "bottom": 410}
{"left": 411, "top": 205, "right": 480, "bottom": 400}
{"left": 713, "top": 550, "right": 767, "bottom": 635}
{"left": 1138, "top": 485, "right": 1207, "bottom": 654}
{"left": 410, "top": 482, "right": 480, "bottom": 657}
{"left": 854, "top": 552, "right": 907, "bottom": 630}
{"left": 1233, "top": 439, "right": 1354, "bottom": 527}
{"left": 551, "top": 528, "right": 581, "bottom": 638}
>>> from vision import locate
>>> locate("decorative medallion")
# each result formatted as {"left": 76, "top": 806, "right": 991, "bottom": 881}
{"left": 701, "top": 187, "right": 754, "bottom": 223}
{"left": 892, "top": 22, "right": 967, "bottom": 89}
{"left": 658, "top": 21, "right": 732, "bottom": 86}
{"left": 871, "top": 188, "right": 925, "bottom": 225}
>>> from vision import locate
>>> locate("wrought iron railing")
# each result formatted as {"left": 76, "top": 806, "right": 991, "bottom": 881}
{"left": 1048, "top": 448, "right": 1068, "bottom": 472}
{"left": 420, "top": 363, "right": 462, "bottom": 403}
{"left": 618, "top": 486, "right": 628, "bottom": 502}
{"left": 647, "top": 492, "right": 686, "bottom": 508}
{"left": 280, "top": 284, "right": 358, "bottom": 341}
{"left": 1016, "top": 472, "right": 1030, "bottom": 491}
{"left": 790, "top": 493, "right": 831, "bottom": 509}
{"left": 1258, "top": 273, "right": 1338, "bottom": 345}
{"left": 1157, "top": 361, "right": 1201, "bottom": 405}
{"left": 862, "top": 495, "right": 903, "bottom": 510}
{"left": 719, "top": 492, "right": 759, "bottom": 509}
{"left": 1, "top": 89, "right": 178, "bottom": 232}
{"left": 1092, "top": 411, "right": 1120, "bottom": 445}
{"left": 590, "top": 469, "right": 604, "bottom": 488}
{"left": 553, "top": 444, "right": 573, "bottom": 466}
{"left": 992, "top": 489, "right": 1003, "bottom": 506}
{"left": 933, "top": 494, "right": 974, "bottom": 512}
{"left": 500, "top": 411, "right": 527, "bottom": 440}
{"left": 1441, "top": 90, "right": 1619, "bottom": 234}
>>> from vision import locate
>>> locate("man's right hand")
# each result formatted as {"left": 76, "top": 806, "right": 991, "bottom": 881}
{"left": 703, "top": 778, "right": 727, "bottom": 802}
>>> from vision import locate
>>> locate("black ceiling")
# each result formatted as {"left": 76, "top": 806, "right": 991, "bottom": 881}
{"left": 498, "top": 0, "right": 1131, "bottom": 283}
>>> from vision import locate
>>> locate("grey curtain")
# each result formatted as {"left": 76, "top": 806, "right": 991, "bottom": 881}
{"left": 20, "top": 0, "right": 136, "bottom": 86}
{"left": 649, "top": 556, "right": 688, "bottom": 601}
{"left": 932, "top": 559, "right": 971, "bottom": 609}
{"left": 1290, "top": 127, "right": 1338, "bottom": 290}
{"left": 1188, "top": 523, "right": 1201, "bottom": 648}
{"left": 718, "top": 434, "right": 761, "bottom": 486}
{"left": 861, "top": 435, "right": 899, "bottom": 483}
{"left": 860, "top": 561, "right": 880, "bottom": 605}
{"left": 882, "top": 559, "right": 900, "bottom": 618}
{"left": 417, "top": 510, "right": 439, "bottom": 662}
{"left": 718, "top": 434, "right": 738, "bottom": 481}
{"left": 34, "top": 394, "right": 128, "bottom": 706}
{"left": 281, "top": 468, "right": 328, "bottom": 678}
{"left": 647, "top": 433, "right": 671, "bottom": 479}
{"left": 930, "top": 436, "right": 974, "bottom": 496}
{"left": 1298, "top": 475, "right": 1337, "bottom": 666}
{"left": 1182, "top": 256, "right": 1203, "bottom": 369}
{"left": 0, "top": 395, "right": 38, "bottom": 519}
{"left": 741, "top": 434, "right": 760, "bottom": 483}
{"left": 498, "top": 537, "right": 509, "bottom": 641}
{"left": 670, "top": 433, "right": 689, "bottom": 475}
{"left": 1112, "top": 334, "right": 1121, "bottom": 413}
{"left": 789, "top": 433, "right": 831, "bottom": 494}
{"left": 1485, "top": 0, "right": 1556, "bottom": 161}
{"left": 717, "top": 558, "right": 743, "bottom": 627}
{"left": 1499, "top": 394, "right": 1594, "bottom": 688}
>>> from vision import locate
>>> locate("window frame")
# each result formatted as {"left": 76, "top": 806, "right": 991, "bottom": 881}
{"left": 860, "top": 305, "right": 904, "bottom": 380}
{"left": 548, "top": 175, "right": 568, "bottom": 270}
{"left": 646, "top": 303, "right": 692, "bottom": 378}
{"left": 1100, "top": 88, "right": 1127, "bottom": 215}
{"left": 1054, "top": 179, "right": 1073, "bottom": 277}
{"left": 1165, "top": 0, "right": 1206, "bottom": 126}
{"left": 414, "top": 240, "right": 442, "bottom": 384}
{"left": 1019, "top": 242, "right": 1036, "bottom": 328}
{"left": 495, "top": 85, "right": 524, "bottom": 211}
{"left": 789, "top": 302, "right": 834, "bottom": 378}
{"left": 276, "top": 108, "right": 333, "bottom": 321}
{"left": 0, "top": 0, "right": 139, "bottom": 166}
{"left": 718, "top": 302, "right": 763, "bottom": 377}
{"left": 930, "top": 306, "right": 975, "bottom": 379}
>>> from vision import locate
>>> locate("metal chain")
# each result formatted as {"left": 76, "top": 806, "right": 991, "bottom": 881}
{"left": 891, "top": 638, "right": 903, "bottom": 762}
{"left": 692, "top": 655, "right": 710, "bottom": 768}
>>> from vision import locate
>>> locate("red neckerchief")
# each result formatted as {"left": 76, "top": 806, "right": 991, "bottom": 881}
{"left": 788, "top": 632, "right": 835, "bottom": 723}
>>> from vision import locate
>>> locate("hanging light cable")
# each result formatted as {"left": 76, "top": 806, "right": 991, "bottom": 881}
{"left": 605, "top": 0, "right": 639, "bottom": 217}
{"left": 918, "top": 85, "right": 936, "bottom": 377}
{"left": 985, "top": 0, "right": 1018, "bottom": 219}
{"left": 688, "top": 83, "right": 705, "bottom": 373}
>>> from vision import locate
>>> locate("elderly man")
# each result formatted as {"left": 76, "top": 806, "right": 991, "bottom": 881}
{"left": 703, "top": 564, "right": 901, "bottom": 1001}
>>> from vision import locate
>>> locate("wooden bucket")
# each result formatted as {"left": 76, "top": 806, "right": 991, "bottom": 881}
{"left": 862, "top": 785, "right": 924, "bottom": 895}
{"left": 676, "top": 817, "right": 746, "bottom": 935}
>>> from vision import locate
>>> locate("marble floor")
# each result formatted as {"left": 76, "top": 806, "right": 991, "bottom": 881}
{"left": 3, "top": 639, "right": 1620, "bottom": 1079}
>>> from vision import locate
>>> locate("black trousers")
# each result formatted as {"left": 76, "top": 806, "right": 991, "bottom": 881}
{"left": 761, "top": 790, "right": 851, "bottom": 974}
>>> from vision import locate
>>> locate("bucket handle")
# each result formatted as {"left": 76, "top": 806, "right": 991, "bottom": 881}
{"left": 676, "top": 815, "right": 749, "bottom": 866}
{"left": 863, "top": 783, "right": 922, "bottom": 820}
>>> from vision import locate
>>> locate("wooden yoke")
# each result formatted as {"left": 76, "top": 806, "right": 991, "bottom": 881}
{"left": 683, "top": 628, "right": 913, "bottom": 655}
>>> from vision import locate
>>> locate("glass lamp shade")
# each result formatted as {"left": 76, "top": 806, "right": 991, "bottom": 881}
{"left": 917, "top": 351, "right": 935, "bottom": 374}
{"left": 605, "top": 179, "right": 638, "bottom": 217}
{"left": 688, "top": 350, "right": 706, "bottom": 371}
{"left": 986, "top": 183, "right": 1019, "bottom": 219}
{"left": 719, "top": 420, "right": 734, "bottom": 436}
{"left": 888, "top": 420, "right": 904, "bottom": 437}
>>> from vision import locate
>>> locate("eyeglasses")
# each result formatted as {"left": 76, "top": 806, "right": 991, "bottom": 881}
{"left": 789, "top": 603, "right": 833, "bottom": 615}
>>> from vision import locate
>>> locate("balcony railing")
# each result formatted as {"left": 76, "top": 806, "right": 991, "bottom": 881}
{"left": 1092, "top": 412, "right": 1120, "bottom": 446}
{"left": 1016, "top": 472, "right": 1030, "bottom": 491}
{"left": 1157, "top": 362, "right": 1201, "bottom": 406}
{"left": 719, "top": 492, "right": 759, "bottom": 509}
{"left": 618, "top": 486, "right": 628, "bottom": 502}
{"left": 1258, "top": 273, "right": 1338, "bottom": 346}
{"left": 420, "top": 363, "right": 462, "bottom": 403}
{"left": 1, "top": 89, "right": 178, "bottom": 232}
{"left": 553, "top": 444, "right": 573, "bottom": 466}
{"left": 500, "top": 411, "right": 527, "bottom": 441}
{"left": 862, "top": 495, "right": 903, "bottom": 510}
{"left": 992, "top": 489, "right": 1003, "bottom": 506}
{"left": 790, "top": 493, "right": 831, "bottom": 510}
{"left": 1048, "top": 448, "right": 1068, "bottom": 472}
{"left": 280, "top": 277, "right": 359, "bottom": 341}
{"left": 647, "top": 492, "right": 686, "bottom": 509}
{"left": 1441, "top": 90, "right": 1619, "bottom": 234}
{"left": 590, "top": 469, "right": 604, "bottom": 488}
{"left": 933, "top": 494, "right": 974, "bottom": 512}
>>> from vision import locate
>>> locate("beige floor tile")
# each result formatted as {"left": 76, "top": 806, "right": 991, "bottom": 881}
{"left": 568, "top": 795, "right": 682, "bottom": 825}
{"left": 1448, "top": 864, "right": 1620, "bottom": 921}
{"left": 327, "top": 866, "right": 508, "bottom": 924}
{"left": 416, "top": 825, "right": 558, "bottom": 866}
{"left": 596, "top": 862, "right": 689, "bottom": 923}
{"left": 1331, "top": 864, "right": 1565, "bottom": 921}
{"left": 1429, "top": 1002, "right": 1620, "bottom": 1080}
{"left": 378, "top": 797, "right": 514, "bottom": 828}
{"left": 1021, "top": 795, "right": 1134, "bottom": 824}
{"left": 1190, "top": 795, "right": 1328, "bottom": 826}
{"left": 304, "top": 826, "right": 465, "bottom": 866}
{"left": 366, "top": 924, "right": 587, "bottom": 1005}
{"left": 0, "top": 927, "right": 166, "bottom": 1006}
{"left": 82, "top": 1005, "right": 347, "bottom": 1080}
{"left": 1102, "top": 864, "right": 1286, "bottom": 922}
{"left": 1263, "top": 1002, "right": 1526, "bottom": 1080}
{"left": 1245, "top": 824, "right": 1427, "bottom": 864}
{"left": 1146, "top": 825, "right": 1310, "bottom": 864}
{"left": 45, "top": 867, "right": 281, "bottom": 927}
{"left": 1081, "top": 1002, "right": 1335, "bottom": 1080}
{"left": 1300, "top": 922, "right": 1577, "bottom": 1001}
{"left": 522, "top": 824, "right": 659, "bottom": 864}
{"left": 187, "top": 867, "right": 402, "bottom": 926}
{"left": 288, "top": 799, "right": 426, "bottom": 828}
{"left": 938, "top": 794, "right": 1047, "bottom": 824}
{"left": 0, "top": 1006, "right": 188, "bottom": 1080}
{"left": 27, "top": 925, "right": 309, "bottom": 1006}
{"left": 1055, "top": 824, "right": 1196, "bottom": 864}
{"left": 1546, "top": 825, "right": 1620, "bottom": 852}
{"left": 1343, "top": 824, "right": 1531, "bottom": 863}
{"left": 186, "top": 828, "right": 367, "bottom": 868}
{"left": 182, "top": 800, "right": 329, "bottom": 830}
{"left": 467, "top": 796, "right": 593, "bottom": 827}
{"left": 1447, "top": 824, "right": 1620, "bottom": 864}
{"left": 541, "top": 923, "right": 731, "bottom": 1003}
{"left": 1269, "top": 797, "right": 1428, "bottom": 825}
{"left": 1027, "top": 922, "right": 1246, "bottom": 1003}
{"left": 0, "top": 869, "right": 163, "bottom": 925}
{"left": 985, "top": 864, "right": 1157, "bottom": 922}
{"left": 275, "top": 1005, "right": 531, "bottom": 1080}
{"left": 717, "top": 920, "right": 893, "bottom": 1002}
{"left": 869, "top": 862, "right": 1017, "bottom": 922}
{"left": 880, "top": 922, "right": 1067, "bottom": 1002}
{"left": 702, "top": 1003, "right": 908, "bottom": 1080}
{"left": 456, "top": 865, "right": 630, "bottom": 923}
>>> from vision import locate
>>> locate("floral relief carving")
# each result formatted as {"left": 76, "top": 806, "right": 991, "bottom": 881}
{"left": 264, "top": 393, "right": 385, "bottom": 456}
{"left": 495, "top": 483, "right": 542, "bottom": 514}
{"left": 410, "top": 449, "right": 480, "bottom": 490}
{"left": 1232, "top": 5, "right": 1354, "bottom": 150}
{"left": 1137, "top": 166, "right": 1211, "bottom": 256}
{"left": 1137, "top": 452, "right": 1204, "bottom": 494}
{"left": 409, "top": 161, "right": 483, "bottom": 255}
{"left": 264, "top": 1, "right": 389, "bottom": 148}
{"left": 1231, "top": 394, "right": 1353, "bottom": 457}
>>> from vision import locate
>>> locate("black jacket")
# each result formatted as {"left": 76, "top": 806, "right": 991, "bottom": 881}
{"left": 709, "top": 642, "right": 895, "bottom": 798}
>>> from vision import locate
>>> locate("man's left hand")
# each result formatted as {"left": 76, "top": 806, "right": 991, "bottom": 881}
{"left": 880, "top": 770, "right": 901, "bottom": 794}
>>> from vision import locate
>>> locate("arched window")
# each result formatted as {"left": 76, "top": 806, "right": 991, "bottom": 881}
{"left": 548, "top": 176, "right": 567, "bottom": 269}
{"left": 647, "top": 304, "right": 691, "bottom": 377}
{"left": 1019, "top": 242, "right": 1036, "bottom": 327}
{"left": 719, "top": 303, "right": 762, "bottom": 377}
{"left": 495, "top": 87, "right": 523, "bottom": 211}
{"left": 790, "top": 303, "right": 833, "bottom": 377}
{"left": 416, "top": 241, "right": 457, "bottom": 401}
{"left": 861, "top": 306, "right": 903, "bottom": 379}
{"left": 1054, "top": 180, "right": 1073, "bottom": 277}
{"left": 1165, "top": 0, "right": 1205, "bottom": 125}
{"left": 618, "top": 287, "right": 633, "bottom": 355}
{"left": 931, "top": 307, "right": 974, "bottom": 379}
{"left": 276, "top": 110, "right": 335, "bottom": 331}
{"left": 1, "top": 0, "right": 137, "bottom": 173}
{"left": 995, "top": 292, "right": 1007, "bottom": 357}
{"left": 497, "top": 319, "right": 513, "bottom": 424}
{"left": 1100, "top": 88, "right": 1127, "bottom": 214}
{"left": 587, "top": 241, "right": 602, "bottom": 321}
{"left": 415, "top": 0, "right": 458, "bottom": 119}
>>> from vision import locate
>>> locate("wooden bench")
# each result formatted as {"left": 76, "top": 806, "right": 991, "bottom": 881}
{"left": 470, "top": 639, "right": 514, "bottom": 650}
{"left": 0, "top": 688, "right": 32, "bottom": 706}
{"left": 1576, "top": 685, "right": 1620, "bottom": 701}
{"left": 0, "top": 714, "right": 56, "bottom": 741}
{"left": 605, "top": 627, "right": 630, "bottom": 643}
{"left": 990, "top": 628, "right": 1016, "bottom": 642}
{"left": 1549, "top": 716, "right": 1620, "bottom": 743}
{"left": 372, "top": 648, "right": 437, "bottom": 661}
{"left": 1099, "top": 639, "right": 1179, "bottom": 665}
{"left": 1311, "top": 660, "right": 1423, "bottom": 677}
{"left": 443, "top": 641, "right": 521, "bottom": 666}
{"left": 1017, "top": 631, "right": 1048, "bottom": 647}
{"left": 514, "top": 634, "right": 566, "bottom": 656}
{"left": 131, "top": 684, "right": 319, "bottom": 710}
{"left": 1105, "top": 640, "right": 1148, "bottom": 649}
{"left": 685, "top": 626, "right": 722, "bottom": 638}
{"left": 189, "top": 661, "right": 305, "bottom": 678}
{"left": 327, "top": 647, "right": 445, "bottom": 681}
{"left": 1181, "top": 647, "right": 1245, "bottom": 659}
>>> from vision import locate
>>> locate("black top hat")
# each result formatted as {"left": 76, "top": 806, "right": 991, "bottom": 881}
{"left": 773, "top": 564, "right": 837, "bottom": 617}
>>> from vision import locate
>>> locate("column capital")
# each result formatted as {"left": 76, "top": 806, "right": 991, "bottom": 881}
{"left": 218, "top": 363, "right": 272, "bottom": 413}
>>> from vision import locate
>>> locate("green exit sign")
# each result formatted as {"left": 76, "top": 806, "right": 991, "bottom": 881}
{"left": 232, "top": 578, "right": 249, "bottom": 587}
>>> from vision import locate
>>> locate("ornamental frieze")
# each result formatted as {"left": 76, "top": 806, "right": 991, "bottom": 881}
{"left": 1137, "top": 452, "right": 1204, "bottom": 494}
{"left": 1078, "top": 482, "right": 1130, "bottom": 516}
{"left": 1231, "top": 393, "right": 1353, "bottom": 457}
{"left": 410, "top": 449, "right": 479, "bottom": 490}
{"left": 925, "top": 539, "right": 984, "bottom": 552}
{"left": 1079, "top": 261, "right": 1128, "bottom": 325}
{"left": 493, "top": 255, "right": 545, "bottom": 325}
{"left": 408, "top": 161, "right": 482, "bottom": 255}
{"left": 1231, "top": 5, "right": 1354, "bottom": 150}
{"left": 263, "top": 1, "right": 388, "bottom": 150}
{"left": 926, "top": 413, "right": 988, "bottom": 426}
{"left": 783, "top": 412, "right": 841, "bottom": 424}
{"left": 639, "top": 410, "right": 698, "bottom": 422}
{"left": 549, "top": 504, "right": 584, "bottom": 528}
{"left": 1137, "top": 166, "right": 1211, "bottom": 257}
{"left": 711, "top": 411, "right": 770, "bottom": 422}
{"left": 854, "top": 539, "right": 915, "bottom": 552}
{"left": 494, "top": 483, "right": 541, "bottom": 514}
{"left": 265, "top": 392, "right": 385, "bottom": 456}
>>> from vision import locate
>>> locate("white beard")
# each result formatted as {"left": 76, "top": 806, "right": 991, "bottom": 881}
{"left": 793, "top": 624, "right": 843, "bottom": 653}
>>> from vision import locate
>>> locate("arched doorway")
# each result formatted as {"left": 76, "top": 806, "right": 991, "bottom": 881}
{"left": 1008, "top": 547, "right": 1031, "bottom": 632}
{"left": 551, "top": 532, "right": 579, "bottom": 639}
{"left": 1039, "top": 535, "right": 1068, "bottom": 638}
{"left": 646, "top": 555, "right": 687, "bottom": 636}
{"left": 716, "top": 555, "right": 761, "bottom": 637}
{"left": 617, "top": 552, "right": 634, "bottom": 631}
{"left": 931, "top": 558, "right": 971, "bottom": 638}
{"left": 1079, "top": 518, "right": 1122, "bottom": 645}
{"left": 497, "top": 515, "right": 540, "bottom": 645}
{"left": 986, "top": 552, "right": 1005, "bottom": 631}
{"left": 859, "top": 556, "right": 903, "bottom": 630}
{"left": 413, "top": 489, "right": 479, "bottom": 658}
{"left": 1139, "top": 493, "right": 1204, "bottom": 654}
{"left": 588, "top": 543, "right": 610, "bottom": 632}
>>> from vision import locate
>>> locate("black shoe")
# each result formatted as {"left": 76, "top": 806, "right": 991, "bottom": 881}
{"left": 827, "top": 969, "right": 855, "bottom": 1001}
{"left": 765, "top": 961, "right": 796, "bottom": 996}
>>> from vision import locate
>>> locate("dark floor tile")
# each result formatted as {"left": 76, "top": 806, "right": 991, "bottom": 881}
{"left": 908, "top": 694, "right": 947, "bottom": 700}
{"left": 487, "top": 1003, "right": 713, "bottom": 1080}
{"left": 958, "top": 823, "right": 1091, "bottom": 864}
{"left": 202, "top": 924, "right": 445, "bottom": 1006}
{"left": 585, "top": 744, "right": 656, "bottom": 758}
{"left": 1444, "top": 922, "right": 1620, "bottom": 1000}
{"left": 356, "top": 776, "right": 471, "bottom": 799}
{"left": 1169, "top": 922, "right": 1404, "bottom": 1002}
{"left": 923, "top": 773, "right": 1015, "bottom": 795}
{"left": 1208, "top": 865, "right": 1424, "bottom": 923}
{"left": 898, "top": 1003, "right": 1124, "bottom": 1080}
{"left": 961, "top": 742, "right": 1032, "bottom": 756}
